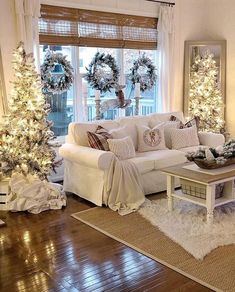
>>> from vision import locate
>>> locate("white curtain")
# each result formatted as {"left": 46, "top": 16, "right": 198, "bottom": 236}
{"left": 15, "top": 0, "right": 41, "bottom": 69}
{"left": 158, "top": 5, "right": 175, "bottom": 112}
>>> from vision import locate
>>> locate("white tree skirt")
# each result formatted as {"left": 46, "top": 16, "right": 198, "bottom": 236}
{"left": 8, "top": 173, "right": 66, "bottom": 214}
{"left": 138, "top": 198, "right": 235, "bottom": 260}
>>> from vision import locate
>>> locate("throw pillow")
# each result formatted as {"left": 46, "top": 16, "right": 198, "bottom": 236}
{"left": 137, "top": 123, "right": 167, "bottom": 152}
{"left": 170, "top": 115, "right": 200, "bottom": 129}
{"left": 170, "top": 126, "right": 200, "bottom": 150}
{"left": 162, "top": 121, "right": 181, "bottom": 149}
{"left": 149, "top": 112, "right": 185, "bottom": 128}
{"left": 107, "top": 136, "right": 136, "bottom": 160}
{"left": 87, "top": 125, "right": 113, "bottom": 151}
{"left": 109, "top": 126, "right": 128, "bottom": 139}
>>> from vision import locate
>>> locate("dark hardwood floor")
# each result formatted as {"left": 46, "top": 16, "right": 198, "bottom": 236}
{"left": 0, "top": 193, "right": 213, "bottom": 292}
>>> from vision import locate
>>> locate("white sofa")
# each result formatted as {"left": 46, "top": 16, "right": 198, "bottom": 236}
{"left": 59, "top": 111, "right": 225, "bottom": 206}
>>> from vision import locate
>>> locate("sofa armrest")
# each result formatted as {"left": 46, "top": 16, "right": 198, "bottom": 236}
{"left": 59, "top": 143, "right": 114, "bottom": 170}
{"left": 198, "top": 132, "right": 225, "bottom": 148}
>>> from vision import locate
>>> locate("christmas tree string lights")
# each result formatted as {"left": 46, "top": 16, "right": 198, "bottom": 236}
{"left": 0, "top": 42, "right": 60, "bottom": 180}
{"left": 189, "top": 50, "right": 225, "bottom": 133}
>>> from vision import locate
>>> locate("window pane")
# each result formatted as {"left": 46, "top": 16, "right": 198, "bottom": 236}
{"left": 124, "top": 49, "right": 158, "bottom": 115}
{"left": 39, "top": 45, "right": 74, "bottom": 136}
{"left": 80, "top": 47, "right": 120, "bottom": 120}
{"left": 79, "top": 47, "right": 118, "bottom": 75}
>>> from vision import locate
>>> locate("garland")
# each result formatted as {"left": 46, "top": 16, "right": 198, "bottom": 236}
{"left": 41, "top": 50, "right": 74, "bottom": 94}
{"left": 85, "top": 52, "right": 119, "bottom": 93}
{"left": 129, "top": 54, "right": 157, "bottom": 92}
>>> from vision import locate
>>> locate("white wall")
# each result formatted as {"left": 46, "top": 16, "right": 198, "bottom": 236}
{"left": 173, "top": 0, "right": 209, "bottom": 111}
{"left": 203, "top": 0, "right": 235, "bottom": 136}
{"left": 42, "top": 0, "right": 159, "bottom": 17}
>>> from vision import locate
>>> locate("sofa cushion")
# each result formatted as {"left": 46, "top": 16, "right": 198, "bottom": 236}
{"left": 149, "top": 149, "right": 187, "bottom": 170}
{"left": 98, "top": 120, "right": 120, "bottom": 131}
{"left": 128, "top": 149, "right": 187, "bottom": 174}
{"left": 170, "top": 115, "right": 200, "bottom": 129}
{"left": 149, "top": 111, "right": 185, "bottom": 128}
{"left": 70, "top": 120, "right": 119, "bottom": 146}
{"left": 69, "top": 122, "right": 97, "bottom": 146}
{"left": 177, "top": 145, "right": 208, "bottom": 153}
{"left": 117, "top": 115, "right": 150, "bottom": 150}
{"left": 109, "top": 126, "right": 128, "bottom": 139}
{"left": 127, "top": 156, "right": 155, "bottom": 174}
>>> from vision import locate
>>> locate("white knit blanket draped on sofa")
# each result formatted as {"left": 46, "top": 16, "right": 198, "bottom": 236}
{"left": 103, "top": 157, "right": 145, "bottom": 216}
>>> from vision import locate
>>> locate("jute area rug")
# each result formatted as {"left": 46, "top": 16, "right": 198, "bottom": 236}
{"left": 72, "top": 194, "right": 235, "bottom": 292}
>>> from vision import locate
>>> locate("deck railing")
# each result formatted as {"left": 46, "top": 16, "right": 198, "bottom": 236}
{"left": 87, "top": 98, "right": 155, "bottom": 121}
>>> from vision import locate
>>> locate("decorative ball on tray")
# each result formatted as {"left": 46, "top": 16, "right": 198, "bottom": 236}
{"left": 186, "top": 139, "right": 235, "bottom": 169}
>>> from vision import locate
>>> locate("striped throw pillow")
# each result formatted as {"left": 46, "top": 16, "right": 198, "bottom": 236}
{"left": 169, "top": 115, "right": 200, "bottom": 129}
{"left": 87, "top": 126, "right": 113, "bottom": 151}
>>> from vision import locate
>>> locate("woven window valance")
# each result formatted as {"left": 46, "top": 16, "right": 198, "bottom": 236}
{"left": 39, "top": 5, "right": 158, "bottom": 49}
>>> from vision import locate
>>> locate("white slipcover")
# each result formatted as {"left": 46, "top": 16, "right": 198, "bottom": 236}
{"left": 129, "top": 149, "right": 187, "bottom": 173}
{"left": 198, "top": 131, "right": 225, "bottom": 147}
{"left": 60, "top": 111, "right": 226, "bottom": 206}
{"left": 149, "top": 111, "right": 185, "bottom": 128}
{"left": 59, "top": 143, "right": 114, "bottom": 170}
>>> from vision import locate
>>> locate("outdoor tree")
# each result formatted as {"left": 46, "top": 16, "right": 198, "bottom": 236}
{"left": 189, "top": 50, "right": 225, "bottom": 133}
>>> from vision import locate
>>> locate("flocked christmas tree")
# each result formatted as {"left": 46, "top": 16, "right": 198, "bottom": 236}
{"left": 189, "top": 50, "right": 225, "bottom": 133}
{"left": 0, "top": 42, "right": 60, "bottom": 180}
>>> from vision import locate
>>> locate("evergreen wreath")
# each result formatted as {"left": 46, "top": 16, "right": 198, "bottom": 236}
{"left": 129, "top": 54, "right": 157, "bottom": 92}
{"left": 85, "top": 52, "right": 119, "bottom": 93}
{"left": 41, "top": 50, "right": 74, "bottom": 94}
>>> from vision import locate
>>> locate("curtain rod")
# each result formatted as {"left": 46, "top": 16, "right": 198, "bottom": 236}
{"left": 146, "top": 0, "right": 175, "bottom": 6}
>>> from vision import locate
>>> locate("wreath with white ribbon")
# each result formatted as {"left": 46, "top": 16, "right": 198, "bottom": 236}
{"left": 129, "top": 54, "right": 157, "bottom": 92}
{"left": 41, "top": 50, "right": 74, "bottom": 94}
{"left": 85, "top": 52, "right": 119, "bottom": 93}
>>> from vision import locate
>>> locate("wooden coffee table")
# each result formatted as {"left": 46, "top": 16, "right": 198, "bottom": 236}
{"left": 162, "top": 163, "right": 235, "bottom": 225}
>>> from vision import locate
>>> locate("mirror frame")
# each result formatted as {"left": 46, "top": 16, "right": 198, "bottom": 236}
{"left": 183, "top": 40, "right": 226, "bottom": 119}
{"left": 0, "top": 47, "right": 7, "bottom": 116}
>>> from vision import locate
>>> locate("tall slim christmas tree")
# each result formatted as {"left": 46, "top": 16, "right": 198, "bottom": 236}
{"left": 189, "top": 50, "right": 225, "bottom": 133}
{"left": 0, "top": 42, "right": 59, "bottom": 180}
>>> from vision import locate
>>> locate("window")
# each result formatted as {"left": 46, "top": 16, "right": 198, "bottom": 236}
{"left": 39, "top": 46, "right": 158, "bottom": 135}
{"left": 39, "top": 5, "right": 158, "bottom": 136}
{"left": 123, "top": 49, "right": 158, "bottom": 115}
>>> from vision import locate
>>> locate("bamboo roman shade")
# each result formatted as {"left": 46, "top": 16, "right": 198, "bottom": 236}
{"left": 39, "top": 5, "right": 158, "bottom": 49}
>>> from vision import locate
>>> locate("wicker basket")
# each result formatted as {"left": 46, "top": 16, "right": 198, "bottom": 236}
{"left": 193, "top": 158, "right": 235, "bottom": 169}
{"left": 180, "top": 179, "right": 224, "bottom": 199}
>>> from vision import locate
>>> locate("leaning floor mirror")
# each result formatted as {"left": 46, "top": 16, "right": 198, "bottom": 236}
{"left": 183, "top": 40, "right": 226, "bottom": 127}
{"left": 0, "top": 47, "right": 7, "bottom": 117}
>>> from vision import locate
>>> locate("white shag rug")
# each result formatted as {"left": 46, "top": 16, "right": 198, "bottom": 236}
{"left": 138, "top": 198, "right": 235, "bottom": 260}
